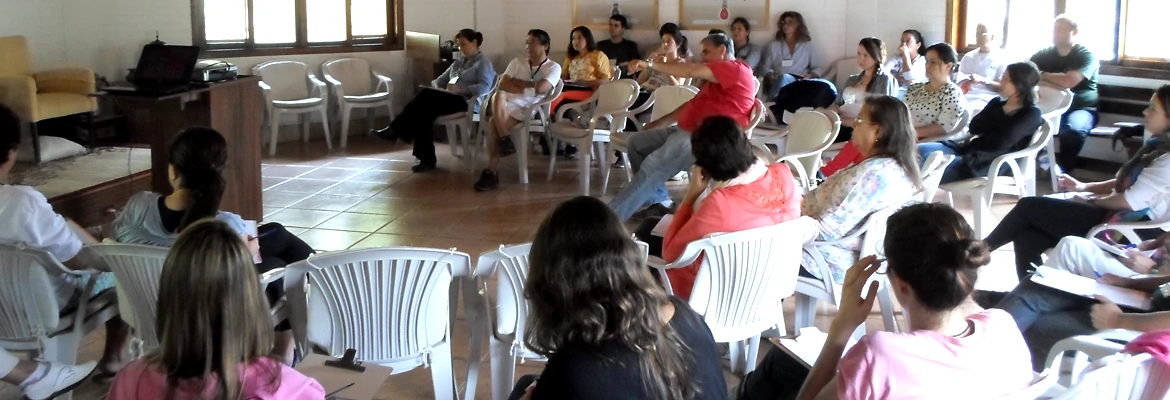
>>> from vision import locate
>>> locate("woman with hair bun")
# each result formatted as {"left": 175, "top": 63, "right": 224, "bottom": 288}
{"left": 736, "top": 203, "right": 1034, "bottom": 399}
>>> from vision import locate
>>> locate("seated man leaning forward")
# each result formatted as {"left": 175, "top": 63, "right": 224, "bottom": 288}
{"left": 613, "top": 32, "right": 758, "bottom": 222}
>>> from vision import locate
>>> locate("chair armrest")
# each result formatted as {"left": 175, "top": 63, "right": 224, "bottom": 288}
{"left": 257, "top": 80, "right": 274, "bottom": 105}
{"left": 259, "top": 267, "right": 286, "bottom": 289}
{"left": 321, "top": 72, "right": 345, "bottom": 97}
{"left": 555, "top": 93, "right": 598, "bottom": 121}
{"left": 373, "top": 72, "right": 393, "bottom": 94}
{"left": 650, "top": 241, "right": 705, "bottom": 272}
{"left": 0, "top": 76, "right": 37, "bottom": 120}
{"left": 610, "top": 111, "right": 644, "bottom": 132}
{"left": 306, "top": 72, "right": 327, "bottom": 100}
{"left": 1092, "top": 329, "right": 1142, "bottom": 343}
{"left": 627, "top": 95, "right": 657, "bottom": 116}
{"left": 34, "top": 68, "right": 95, "bottom": 95}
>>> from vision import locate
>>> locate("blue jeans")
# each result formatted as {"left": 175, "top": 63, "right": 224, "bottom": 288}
{"left": 916, "top": 142, "right": 966, "bottom": 185}
{"left": 609, "top": 126, "right": 694, "bottom": 220}
{"left": 994, "top": 280, "right": 1100, "bottom": 370}
{"left": 1055, "top": 109, "right": 1098, "bottom": 172}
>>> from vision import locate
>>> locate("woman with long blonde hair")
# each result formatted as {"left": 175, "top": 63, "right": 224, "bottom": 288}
{"left": 108, "top": 220, "right": 324, "bottom": 399}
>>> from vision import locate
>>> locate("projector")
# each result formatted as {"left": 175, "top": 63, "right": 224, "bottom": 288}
{"left": 193, "top": 60, "right": 238, "bottom": 83}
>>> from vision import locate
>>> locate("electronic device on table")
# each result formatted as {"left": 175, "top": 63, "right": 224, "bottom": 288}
{"left": 104, "top": 44, "right": 200, "bottom": 96}
{"left": 193, "top": 59, "right": 239, "bottom": 83}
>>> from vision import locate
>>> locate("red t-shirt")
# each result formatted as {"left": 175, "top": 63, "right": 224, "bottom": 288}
{"left": 676, "top": 60, "right": 757, "bottom": 132}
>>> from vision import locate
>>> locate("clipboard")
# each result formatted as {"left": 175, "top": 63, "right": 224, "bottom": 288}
{"left": 1031, "top": 266, "right": 1152, "bottom": 310}
{"left": 296, "top": 354, "right": 393, "bottom": 400}
{"left": 651, "top": 214, "right": 674, "bottom": 238}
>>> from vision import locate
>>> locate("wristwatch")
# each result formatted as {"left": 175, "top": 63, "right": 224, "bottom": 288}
{"left": 647, "top": 59, "right": 655, "bottom": 70}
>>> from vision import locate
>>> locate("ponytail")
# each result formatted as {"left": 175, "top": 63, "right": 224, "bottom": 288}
{"left": 168, "top": 127, "right": 229, "bottom": 232}
{"left": 178, "top": 166, "right": 225, "bottom": 231}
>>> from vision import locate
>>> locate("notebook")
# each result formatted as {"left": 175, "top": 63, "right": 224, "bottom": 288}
{"left": 774, "top": 327, "right": 859, "bottom": 369}
{"left": 1030, "top": 266, "right": 1152, "bottom": 310}
{"left": 1090, "top": 237, "right": 1155, "bottom": 260}
{"left": 651, "top": 214, "right": 675, "bottom": 237}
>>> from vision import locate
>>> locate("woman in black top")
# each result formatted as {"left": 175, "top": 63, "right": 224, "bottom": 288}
{"left": 916, "top": 61, "right": 1045, "bottom": 184}
{"left": 509, "top": 196, "right": 727, "bottom": 400}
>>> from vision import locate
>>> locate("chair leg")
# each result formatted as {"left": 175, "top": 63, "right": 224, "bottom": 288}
{"left": 489, "top": 337, "right": 517, "bottom": 400}
{"left": 319, "top": 108, "right": 333, "bottom": 150}
{"left": 300, "top": 113, "right": 310, "bottom": 143}
{"left": 597, "top": 141, "right": 610, "bottom": 195}
{"left": 269, "top": 110, "right": 281, "bottom": 157}
{"left": 877, "top": 282, "right": 899, "bottom": 332}
{"left": 744, "top": 334, "right": 762, "bottom": 374}
{"left": 970, "top": 193, "right": 992, "bottom": 239}
{"left": 87, "top": 111, "right": 97, "bottom": 150}
{"left": 340, "top": 106, "right": 353, "bottom": 149}
{"left": 30, "top": 122, "right": 42, "bottom": 165}
{"left": 578, "top": 139, "right": 591, "bottom": 196}
{"left": 794, "top": 294, "right": 816, "bottom": 330}
{"left": 546, "top": 136, "right": 558, "bottom": 182}
{"left": 429, "top": 343, "right": 456, "bottom": 400}
{"left": 515, "top": 130, "right": 529, "bottom": 184}
{"left": 623, "top": 152, "right": 632, "bottom": 182}
{"left": 728, "top": 339, "right": 743, "bottom": 374}
{"left": 365, "top": 108, "right": 375, "bottom": 136}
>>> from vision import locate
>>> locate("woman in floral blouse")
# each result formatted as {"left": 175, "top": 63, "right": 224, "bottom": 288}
{"left": 800, "top": 95, "right": 923, "bottom": 283}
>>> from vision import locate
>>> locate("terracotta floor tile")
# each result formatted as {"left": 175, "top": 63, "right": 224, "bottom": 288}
{"left": 315, "top": 212, "right": 397, "bottom": 233}
{"left": 349, "top": 169, "right": 412, "bottom": 185}
{"left": 346, "top": 197, "right": 418, "bottom": 217}
{"left": 377, "top": 214, "right": 462, "bottom": 237}
{"left": 319, "top": 180, "right": 391, "bottom": 197}
{"left": 286, "top": 193, "right": 367, "bottom": 212}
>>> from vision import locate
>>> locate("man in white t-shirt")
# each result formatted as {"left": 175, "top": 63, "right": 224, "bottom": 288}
{"left": 0, "top": 104, "right": 130, "bottom": 380}
{"left": 474, "top": 29, "right": 563, "bottom": 191}
{"left": 958, "top": 23, "right": 1011, "bottom": 111}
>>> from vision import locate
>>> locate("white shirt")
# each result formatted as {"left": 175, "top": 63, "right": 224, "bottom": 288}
{"left": 503, "top": 56, "right": 562, "bottom": 102}
{"left": 960, "top": 48, "right": 1010, "bottom": 103}
{"left": 886, "top": 55, "right": 927, "bottom": 86}
{"left": 0, "top": 185, "right": 84, "bottom": 304}
{"left": 1124, "top": 153, "right": 1170, "bottom": 221}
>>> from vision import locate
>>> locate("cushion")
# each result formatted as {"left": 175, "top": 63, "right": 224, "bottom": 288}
{"left": 18, "top": 135, "right": 86, "bottom": 163}
{"left": 34, "top": 92, "right": 97, "bottom": 121}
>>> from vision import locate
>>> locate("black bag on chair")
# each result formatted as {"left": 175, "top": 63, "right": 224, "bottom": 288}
{"left": 769, "top": 78, "right": 838, "bottom": 119}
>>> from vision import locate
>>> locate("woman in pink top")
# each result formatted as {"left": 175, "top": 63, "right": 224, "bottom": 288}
{"left": 636, "top": 116, "right": 802, "bottom": 300}
{"left": 735, "top": 203, "right": 1034, "bottom": 399}
{"left": 108, "top": 220, "right": 325, "bottom": 399}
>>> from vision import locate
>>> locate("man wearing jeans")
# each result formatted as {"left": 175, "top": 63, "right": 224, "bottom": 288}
{"left": 613, "top": 33, "right": 757, "bottom": 221}
{"left": 1030, "top": 15, "right": 1099, "bottom": 173}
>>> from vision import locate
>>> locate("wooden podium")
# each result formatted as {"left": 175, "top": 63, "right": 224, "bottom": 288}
{"left": 101, "top": 76, "right": 264, "bottom": 221}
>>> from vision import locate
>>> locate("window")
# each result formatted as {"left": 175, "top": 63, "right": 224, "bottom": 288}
{"left": 949, "top": 0, "right": 1168, "bottom": 68}
{"left": 193, "top": 0, "right": 404, "bottom": 57}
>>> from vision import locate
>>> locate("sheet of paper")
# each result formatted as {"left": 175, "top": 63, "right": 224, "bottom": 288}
{"left": 773, "top": 327, "right": 859, "bottom": 369}
{"left": 1031, "top": 266, "right": 1152, "bottom": 310}
{"left": 651, "top": 214, "right": 674, "bottom": 237}
{"left": 1091, "top": 237, "right": 1130, "bottom": 259}
{"left": 296, "top": 354, "right": 393, "bottom": 400}
{"left": 243, "top": 220, "right": 261, "bottom": 264}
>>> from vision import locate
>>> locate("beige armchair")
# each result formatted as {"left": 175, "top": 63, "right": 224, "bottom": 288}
{"left": 0, "top": 36, "right": 97, "bottom": 164}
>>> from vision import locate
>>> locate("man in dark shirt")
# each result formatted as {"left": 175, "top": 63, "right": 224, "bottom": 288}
{"left": 596, "top": 14, "right": 641, "bottom": 78}
{"left": 1029, "top": 15, "right": 1099, "bottom": 173}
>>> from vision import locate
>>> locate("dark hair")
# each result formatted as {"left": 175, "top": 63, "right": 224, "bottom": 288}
{"left": 903, "top": 29, "right": 927, "bottom": 56}
{"left": 169, "top": 127, "right": 228, "bottom": 232}
{"left": 528, "top": 29, "right": 552, "bottom": 55}
{"left": 884, "top": 203, "right": 988, "bottom": 311}
{"left": 526, "top": 197, "right": 701, "bottom": 400}
{"left": 567, "top": 26, "right": 597, "bottom": 58}
{"left": 455, "top": 28, "right": 484, "bottom": 47}
{"left": 776, "top": 11, "right": 811, "bottom": 42}
{"left": 0, "top": 104, "right": 19, "bottom": 166}
{"left": 660, "top": 23, "right": 688, "bottom": 54}
{"left": 858, "top": 37, "right": 887, "bottom": 93}
{"left": 731, "top": 17, "right": 751, "bottom": 46}
{"left": 925, "top": 42, "right": 959, "bottom": 74}
{"left": 610, "top": 14, "right": 629, "bottom": 29}
{"left": 1003, "top": 62, "right": 1040, "bottom": 106}
{"left": 691, "top": 116, "right": 755, "bottom": 181}
{"left": 1115, "top": 85, "right": 1170, "bottom": 193}
{"left": 708, "top": 29, "right": 725, "bottom": 35}
{"left": 702, "top": 32, "right": 735, "bottom": 55}
{"left": 861, "top": 96, "right": 924, "bottom": 190}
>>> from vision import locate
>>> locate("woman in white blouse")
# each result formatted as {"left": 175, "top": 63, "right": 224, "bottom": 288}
{"left": 905, "top": 42, "right": 968, "bottom": 142}
{"left": 887, "top": 29, "right": 927, "bottom": 89}
{"left": 759, "top": 11, "right": 822, "bottom": 99}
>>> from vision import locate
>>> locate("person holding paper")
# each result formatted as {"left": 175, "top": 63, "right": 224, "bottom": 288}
{"left": 108, "top": 220, "right": 325, "bottom": 399}
{"left": 632, "top": 116, "right": 802, "bottom": 300}
{"left": 373, "top": 28, "right": 496, "bottom": 172}
{"left": 735, "top": 203, "right": 1033, "bottom": 400}
{"left": 1046, "top": 233, "right": 1170, "bottom": 279}
{"left": 984, "top": 84, "right": 1170, "bottom": 279}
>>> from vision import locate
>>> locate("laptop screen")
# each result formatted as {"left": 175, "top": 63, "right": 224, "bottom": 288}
{"left": 134, "top": 45, "right": 200, "bottom": 85}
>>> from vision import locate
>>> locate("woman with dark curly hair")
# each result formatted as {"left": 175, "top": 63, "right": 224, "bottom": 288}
{"left": 759, "top": 11, "right": 822, "bottom": 98}
{"left": 509, "top": 196, "right": 727, "bottom": 400}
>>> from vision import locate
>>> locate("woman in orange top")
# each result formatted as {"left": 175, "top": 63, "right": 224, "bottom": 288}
{"left": 635, "top": 116, "right": 803, "bottom": 300}
{"left": 546, "top": 26, "right": 614, "bottom": 157}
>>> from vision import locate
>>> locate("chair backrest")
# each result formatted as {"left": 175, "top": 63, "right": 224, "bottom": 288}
{"left": 283, "top": 247, "right": 471, "bottom": 366}
{"left": 1054, "top": 353, "right": 1170, "bottom": 399}
{"left": 783, "top": 110, "right": 840, "bottom": 177}
{"left": 594, "top": 79, "right": 640, "bottom": 115}
{"left": 81, "top": 243, "right": 169, "bottom": 349}
{"left": 648, "top": 85, "right": 699, "bottom": 122}
{"left": 828, "top": 57, "right": 861, "bottom": 92}
{"left": 322, "top": 58, "right": 374, "bottom": 96}
{"left": 920, "top": 150, "right": 957, "bottom": 202}
{"left": 474, "top": 244, "right": 532, "bottom": 343}
{"left": 254, "top": 60, "right": 312, "bottom": 101}
{"left": 1037, "top": 87, "right": 1074, "bottom": 135}
{"left": 754, "top": 76, "right": 765, "bottom": 100}
{"left": 686, "top": 218, "right": 818, "bottom": 341}
{"left": 944, "top": 107, "right": 973, "bottom": 139}
{"left": 745, "top": 98, "right": 767, "bottom": 137}
{"left": 610, "top": 64, "right": 620, "bottom": 81}
{"left": 0, "top": 36, "right": 31, "bottom": 77}
{"left": 1014, "top": 123, "right": 1054, "bottom": 177}
{"left": 0, "top": 243, "right": 68, "bottom": 342}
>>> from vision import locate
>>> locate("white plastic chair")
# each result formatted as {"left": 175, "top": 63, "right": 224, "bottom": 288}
{"left": 649, "top": 217, "right": 818, "bottom": 374}
{"left": 321, "top": 58, "right": 394, "bottom": 149}
{"left": 254, "top": 60, "right": 333, "bottom": 156}
{"left": 607, "top": 85, "right": 699, "bottom": 192}
{"left": 795, "top": 206, "right": 904, "bottom": 340}
{"left": 0, "top": 244, "right": 119, "bottom": 400}
{"left": 1045, "top": 329, "right": 1141, "bottom": 387}
{"left": 940, "top": 123, "right": 1053, "bottom": 238}
{"left": 920, "top": 150, "right": 957, "bottom": 203}
{"left": 920, "top": 108, "right": 973, "bottom": 143}
{"left": 1041, "top": 329, "right": 1170, "bottom": 398}
{"left": 475, "top": 80, "right": 565, "bottom": 183}
{"left": 824, "top": 57, "right": 861, "bottom": 93}
{"left": 744, "top": 98, "right": 767, "bottom": 138}
{"left": 436, "top": 77, "right": 499, "bottom": 172}
{"left": 1038, "top": 87, "right": 1074, "bottom": 191}
{"left": 283, "top": 247, "right": 470, "bottom": 400}
{"left": 80, "top": 243, "right": 169, "bottom": 351}
{"left": 764, "top": 110, "right": 842, "bottom": 191}
{"left": 1087, "top": 218, "right": 1170, "bottom": 246}
{"left": 546, "top": 79, "right": 640, "bottom": 195}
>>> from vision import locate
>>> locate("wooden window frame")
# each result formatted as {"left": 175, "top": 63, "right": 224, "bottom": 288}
{"left": 191, "top": 0, "right": 405, "bottom": 58}
{"left": 947, "top": 0, "right": 1170, "bottom": 79}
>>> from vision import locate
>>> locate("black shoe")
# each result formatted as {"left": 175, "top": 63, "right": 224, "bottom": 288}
{"left": 628, "top": 203, "right": 673, "bottom": 224}
{"left": 972, "top": 290, "right": 1009, "bottom": 309}
{"left": 499, "top": 137, "right": 517, "bottom": 157}
{"left": 539, "top": 136, "right": 552, "bottom": 156}
{"left": 564, "top": 144, "right": 579, "bottom": 160}
{"left": 372, "top": 126, "right": 398, "bottom": 142}
{"left": 411, "top": 161, "right": 437, "bottom": 173}
{"left": 474, "top": 169, "right": 500, "bottom": 192}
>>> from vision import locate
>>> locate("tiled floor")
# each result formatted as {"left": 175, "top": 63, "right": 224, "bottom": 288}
{"left": 3, "top": 135, "right": 1096, "bottom": 399}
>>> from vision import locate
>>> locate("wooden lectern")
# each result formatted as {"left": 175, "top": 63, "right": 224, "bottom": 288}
{"left": 100, "top": 76, "right": 264, "bottom": 221}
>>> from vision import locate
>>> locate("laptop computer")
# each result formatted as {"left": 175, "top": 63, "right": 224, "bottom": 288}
{"left": 105, "top": 44, "right": 201, "bottom": 96}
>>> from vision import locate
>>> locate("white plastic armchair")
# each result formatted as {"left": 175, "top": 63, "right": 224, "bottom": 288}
{"left": 0, "top": 243, "right": 118, "bottom": 400}
{"left": 436, "top": 76, "right": 500, "bottom": 172}
{"left": 920, "top": 108, "right": 973, "bottom": 143}
{"left": 80, "top": 243, "right": 169, "bottom": 351}
{"left": 546, "top": 79, "right": 640, "bottom": 195}
{"left": 321, "top": 58, "right": 395, "bottom": 149}
{"left": 606, "top": 85, "right": 699, "bottom": 192}
{"left": 744, "top": 98, "right": 767, "bottom": 138}
{"left": 648, "top": 217, "right": 818, "bottom": 374}
{"left": 920, "top": 150, "right": 957, "bottom": 203}
{"left": 940, "top": 123, "right": 1053, "bottom": 237}
{"left": 476, "top": 80, "right": 565, "bottom": 184}
{"left": 254, "top": 60, "right": 333, "bottom": 156}
{"left": 283, "top": 247, "right": 472, "bottom": 400}
{"left": 1038, "top": 87, "right": 1074, "bottom": 191}
{"left": 1087, "top": 218, "right": 1170, "bottom": 246}
{"left": 764, "top": 110, "right": 841, "bottom": 191}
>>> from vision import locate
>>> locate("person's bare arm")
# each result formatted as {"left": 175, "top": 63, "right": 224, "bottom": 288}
{"left": 1118, "top": 312, "right": 1170, "bottom": 332}
{"left": 497, "top": 75, "right": 523, "bottom": 94}
{"left": 1074, "top": 192, "right": 1133, "bottom": 211}
{"left": 915, "top": 124, "right": 947, "bottom": 140}
{"left": 61, "top": 220, "right": 98, "bottom": 271}
{"left": 1041, "top": 70, "right": 1086, "bottom": 90}
{"left": 629, "top": 60, "right": 717, "bottom": 83}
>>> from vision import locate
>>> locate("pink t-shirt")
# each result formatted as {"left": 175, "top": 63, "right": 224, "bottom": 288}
{"left": 108, "top": 357, "right": 326, "bottom": 399}
{"left": 837, "top": 309, "right": 1033, "bottom": 400}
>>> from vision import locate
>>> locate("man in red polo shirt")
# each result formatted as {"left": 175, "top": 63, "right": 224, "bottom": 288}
{"left": 611, "top": 32, "right": 757, "bottom": 221}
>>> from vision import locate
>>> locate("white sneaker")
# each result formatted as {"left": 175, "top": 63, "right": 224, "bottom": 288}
{"left": 22, "top": 360, "right": 97, "bottom": 400}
